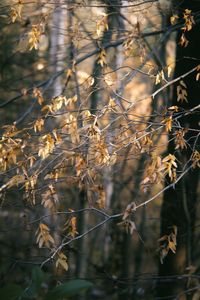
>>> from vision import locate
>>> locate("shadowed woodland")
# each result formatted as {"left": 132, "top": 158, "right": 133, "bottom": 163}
{"left": 0, "top": 0, "right": 199, "bottom": 299}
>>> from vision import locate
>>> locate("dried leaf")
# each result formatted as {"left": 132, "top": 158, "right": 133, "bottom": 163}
{"left": 56, "top": 252, "right": 68, "bottom": 271}
{"left": 175, "top": 130, "right": 187, "bottom": 150}
{"left": 155, "top": 70, "right": 165, "bottom": 85}
{"left": 35, "top": 223, "right": 55, "bottom": 248}
{"left": 162, "top": 116, "right": 173, "bottom": 132}
{"left": 179, "top": 33, "right": 189, "bottom": 47}
{"left": 158, "top": 154, "right": 177, "bottom": 182}
{"left": 7, "top": 175, "right": 25, "bottom": 188}
{"left": 33, "top": 87, "right": 44, "bottom": 105}
{"left": 34, "top": 118, "right": 44, "bottom": 132}
{"left": 177, "top": 80, "right": 188, "bottom": 103}
{"left": 123, "top": 202, "right": 136, "bottom": 220}
{"left": 191, "top": 150, "right": 200, "bottom": 168}
{"left": 98, "top": 49, "right": 107, "bottom": 67}
{"left": 170, "top": 14, "right": 179, "bottom": 25}
{"left": 158, "top": 226, "right": 177, "bottom": 263}
{"left": 10, "top": 3, "right": 23, "bottom": 23}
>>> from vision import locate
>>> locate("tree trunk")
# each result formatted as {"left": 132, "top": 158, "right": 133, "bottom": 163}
{"left": 158, "top": 1, "right": 200, "bottom": 298}
{"left": 50, "top": 1, "right": 67, "bottom": 97}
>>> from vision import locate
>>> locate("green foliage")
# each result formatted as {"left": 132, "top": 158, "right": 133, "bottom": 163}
{"left": 45, "top": 279, "right": 93, "bottom": 300}
{"left": 22, "top": 267, "right": 47, "bottom": 299}
{"left": 0, "top": 268, "right": 93, "bottom": 300}
{"left": 0, "top": 284, "right": 23, "bottom": 300}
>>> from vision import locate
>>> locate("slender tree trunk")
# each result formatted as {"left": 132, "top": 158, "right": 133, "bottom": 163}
{"left": 50, "top": 2, "right": 67, "bottom": 97}
{"left": 158, "top": 1, "right": 200, "bottom": 298}
{"left": 45, "top": 1, "right": 67, "bottom": 252}
{"left": 89, "top": 0, "right": 124, "bottom": 268}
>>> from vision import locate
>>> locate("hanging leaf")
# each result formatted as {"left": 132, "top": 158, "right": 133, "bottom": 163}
{"left": 158, "top": 226, "right": 177, "bottom": 264}
{"left": 28, "top": 25, "right": 43, "bottom": 51}
{"left": 36, "top": 223, "right": 55, "bottom": 248}
{"left": 191, "top": 150, "right": 200, "bottom": 168}
{"left": 123, "top": 202, "right": 136, "bottom": 220}
{"left": 56, "top": 252, "right": 69, "bottom": 271}
{"left": 196, "top": 65, "right": 200, "bottom": 81}
{"left": 175, "top": 129, "right": 187, "bottom": 150}
{"left": 162, "top": 116, "right": 173, "bottom": 132}
{"left": 159, "top": 154, "right": 177, "bottom": 182}
{"left": 97, "top": 49, "right": 107, "bottom": 67}
{"left": 170, "top": 14, "right": 179, "bottom": 25}
{"left": 9, "top": 2, "right": 23, "bottom": 23}
{"left": 177, "top": 80, "right": 188, "bottom": 102}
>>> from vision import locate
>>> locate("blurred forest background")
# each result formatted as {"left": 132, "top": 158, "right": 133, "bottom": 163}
{"left": 0, "top": 0, "right": 199, "bottom": 299}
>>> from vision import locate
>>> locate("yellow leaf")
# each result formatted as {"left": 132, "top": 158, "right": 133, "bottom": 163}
{"left": 28, "top": 25, "right": 43, "bottom": 51}
{"left": 191, "top": 150, "right": 200, "bottom": 168}
{"left": 167, "top": 66, "right": 172, "bottom": 78}
{"left": 160, "top": 154, "right": 177, "bottom": 181}
{"left": 7, "top": 175, "right": 25, "bottom": 188}
{"left": 168, "top": 106, "right": 179, "bottom": 112}
{"left": 77, "top": 71, "right": 94, "bottom": 87}
{"left": 56, "top": 252, "right": 68, "bottom": 271}
{"left": 96, "top": 15, "right": 108, "bottom": 37}
{"left": 155, "top": 70, "right": 165, "bottom": 85}
{"left": 10, "top": 3, "right": 23, "bottom": 23}
{"left": 158, "top": 226, "right": 177, "bottom": 263}
{"left": 110, "top": 152, "right": 117, "bottom": 165}
{"left": 108, "top": 98, "right": 116, "bottom": 108}
{"left": 34, "top": 119, "right": 44, "bottom": 132}
{"left": 179, "top": 33, "right": 189, "bottom": 47}
{"left": 162, "top": 116, "right": 173, "bottom": 132}
{"left": 27, "top": 156, "right": 36, "bottom": 167}
{"left": 175, "top": 130, "right": 187, "bottom": 150}
{"left": 177, "top": 81, "right": 188, "bottom": 103}
{"left": 66, "top": 68, "right": 72, "bottom": 79}
{"left": 170, "top": 14, "right": 179, "bottom": 25}
{"left": 98, "top": 49, "right": 107, "bottom": 67}
{"left": 33, "top": 88, "right": 44, "bottom": 105}
{"left": 36, "top": 223, "right": 55, "bottom": 248}
{"left": 168, "top": 240, "right": 176, "bottom": 253}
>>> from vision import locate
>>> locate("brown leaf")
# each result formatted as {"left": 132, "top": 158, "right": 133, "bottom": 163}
{"left": 123, "top": 202, "right": 137, "bottom": 220}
